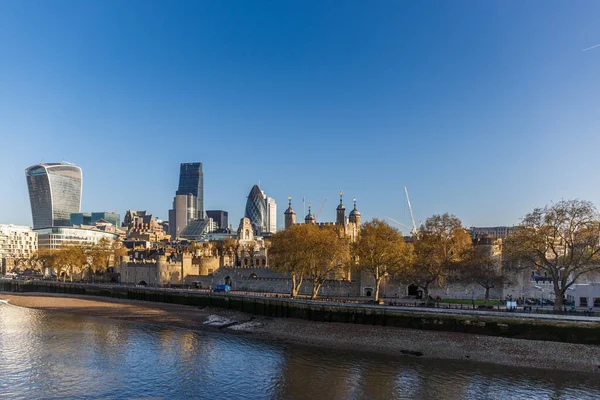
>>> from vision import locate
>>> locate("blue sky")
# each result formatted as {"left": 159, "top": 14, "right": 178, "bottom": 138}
{"left": 1, "top": 1, "right": 599, "bottom": 231}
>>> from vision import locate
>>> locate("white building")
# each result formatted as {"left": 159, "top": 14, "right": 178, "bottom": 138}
{"left": 0, "top": 224, "right": 38, "bottom": 263}
{"left": 470, "top": 226, "right": 514, "bottom": 239}
{"left": 35, "top": 226, "right": 117, "bottom": 250}
{"left": 267, "top": 197, "right": 277, "bottom": 233}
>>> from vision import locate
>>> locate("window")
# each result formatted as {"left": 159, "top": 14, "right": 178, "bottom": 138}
{"left": 594, "top": 298, "right": 600, "bottom": 307}
{"left": 580, "top": 297, "right": 588, "bottom": 307}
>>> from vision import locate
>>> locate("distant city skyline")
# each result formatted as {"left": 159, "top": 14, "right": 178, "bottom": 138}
{"left": 1, "top": 2, "right": 600, "bottom": 231}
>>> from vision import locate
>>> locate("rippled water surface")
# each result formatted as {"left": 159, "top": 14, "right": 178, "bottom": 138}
{"left": 1, "top": 302, "right": 600, "bottom": 399}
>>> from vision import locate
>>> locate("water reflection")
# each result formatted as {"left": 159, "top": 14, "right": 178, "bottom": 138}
{"left": 1, "top": 302, "right": 599, "bottom": 400}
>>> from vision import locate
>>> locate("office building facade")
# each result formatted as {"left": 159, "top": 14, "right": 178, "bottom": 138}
{"left": 267, "top": 197, "right": 277, "bottom": 233}
{"left": 25, "top": 163, "right": 83, "bottom": 229}
{"left": 35, "top": 226, "right": 117, "bottom": 250}
{"left": 244, "top": 184, "right": 276, "bottom": 235}
{"left": 169, "top": 194, "right": 197, "bottom": 239}
{"left": 0, "top": 224, "right": 38, "bottom": 264}
{"left": 206, "top": 210, "right": 228, "bottom": 230}
{"left": 176, "top": 162, "right": 203, "bottom": 219}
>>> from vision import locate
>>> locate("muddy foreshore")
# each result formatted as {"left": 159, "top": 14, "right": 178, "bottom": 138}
{"left": 2, "top": 292, "right": 599, "bottom": 374}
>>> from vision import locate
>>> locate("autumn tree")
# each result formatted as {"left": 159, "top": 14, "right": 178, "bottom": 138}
{"left": 305, "top": 225, "right": 350, "bottom": 299}
{"left": 504, "top": 199, "right": 600, "bottom": 312}
{"left": 458, "top": 237, "right": 510, "bottom": 305}
{"left": 34, "top": 248, "right": 59, "bottom": 277}
{"left": 408, "top": 213, "right": 472, "bottom": 299}
{"left": 54, "top": 243, "right": 87, "bottom": 282}
{"left": 352, "top": 219, "right": 411, "bottom": 302}
{"left": 86, "top": 238, "right": 112, "bottom": 281}
{"left": 269, "top": 225, "right": 307, "bottom": 298}
{"left": 111, "top": 238, "right": 128, "bottom": 267}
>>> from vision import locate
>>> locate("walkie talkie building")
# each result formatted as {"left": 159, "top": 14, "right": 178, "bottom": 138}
{"left": 25, "top": 163, "right": 82, "bottom": 229}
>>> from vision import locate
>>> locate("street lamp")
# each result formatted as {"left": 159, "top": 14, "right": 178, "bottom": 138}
{"left": 533, "top": 285, "right": 544, "bottom": 308}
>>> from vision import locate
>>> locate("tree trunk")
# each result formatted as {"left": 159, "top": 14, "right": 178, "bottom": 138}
{"left": 553, "top": 281, "right": 565, "bottom": 312}
{"left": 311, "top": 282, "right": 319, "bottom": 299}
{"left": 484, "top": 287, "right": 490, "bottom": 305}
{"left": 291, "top": 274, "right": 303, "bottom": 298}
{"left": 311, "top": 279, "right": 324, "bottom": 300}
{"left": 374, "top": 276, "right": 382, "bottom": 302}
{"left": 553, "top": 291, "right": 564, "bottom": 312}
{"left": 422, "top": 283, "right": 430, "bottom": 300}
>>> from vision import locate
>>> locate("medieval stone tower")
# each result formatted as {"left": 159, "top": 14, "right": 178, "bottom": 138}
{"left": 304, "top": 203, "right": 316, "bottom": 224}
{"left": 349, "top": 197, "right": 361, "bottom": 226}
{"left": 336, "top": 191, "right": 345, "bottom": 225}
{"left": 284, "top": 196, "right": 296, "bottom": 230}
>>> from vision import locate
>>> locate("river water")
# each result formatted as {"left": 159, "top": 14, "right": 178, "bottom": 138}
{"left": 1, "top": 302, "right": 599, "bottom": 400}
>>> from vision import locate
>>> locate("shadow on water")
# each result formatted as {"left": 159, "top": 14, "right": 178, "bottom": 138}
{"left": 1, "top": 303, "right": 599, "bottom": 400}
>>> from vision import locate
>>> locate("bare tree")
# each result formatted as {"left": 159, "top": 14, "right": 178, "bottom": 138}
{"left": 458, "top": 236, "right": 510, "bottom": 305}
{"left": 504, "top": 199, "right": 600, "bottom": 312}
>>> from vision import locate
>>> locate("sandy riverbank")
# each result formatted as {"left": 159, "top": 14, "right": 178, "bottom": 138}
{"left": 2, "top": 292, "right": 599, "bottom": 374}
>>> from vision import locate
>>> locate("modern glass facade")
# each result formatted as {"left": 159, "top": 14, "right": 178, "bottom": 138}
{"left": 70, "top": 212, "right": 120, "bottom": 227}
{"left": 26, "top": 163, "right": 82, "bottom": 229}
{"left": 245, "top": 185, "right": 268, "bottom": 235}
{"left": 206, "top": 210, "right": 228, "bottom": 230}
{"left": 35, "top": 227, "right": 117, "bottom": 250}
{"left": 91, "top": 212, "right": 120, "bottom": 227}
{"left": 176, "top": 163, "right": 203, "bottom": 219}
{"left": 70, "top": 212, "right": 92, "bottom": 226}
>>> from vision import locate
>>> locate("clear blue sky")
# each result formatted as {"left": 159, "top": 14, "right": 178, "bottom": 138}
{"left": 1, "top": 1, "right": 599, "bottom": 231}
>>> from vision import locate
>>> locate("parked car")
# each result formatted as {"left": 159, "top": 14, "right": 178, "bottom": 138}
{"left": 213, "top": 284, "right": 230, "bottom": 293}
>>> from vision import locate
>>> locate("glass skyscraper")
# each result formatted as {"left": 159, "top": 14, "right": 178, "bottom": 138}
{"left": 176, "top": 162, "right": 203, "bottom": 219}
{"left": 25, "top": 163, "right": 83, "bottom": 229}
{"left": 245, "top": 184, "right": 273, "bottom": 235}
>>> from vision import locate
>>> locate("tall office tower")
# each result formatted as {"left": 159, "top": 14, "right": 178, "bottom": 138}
{"left": 176, "top": 162, "right": 203, "bottom": 219}
{"left": 267, "top": 197, "right": 277, "bottom": 233}
{"left": 245, "top": 184, "right": 268, "bottom": 235}
{"left": 206, "top": 210, "right": 228, "bottom": 230}
{"left": 25, "top": 163, "right": 82, "bottom": 229}
{"left": 168, "top": 194, "right": 197, "bottom": 239}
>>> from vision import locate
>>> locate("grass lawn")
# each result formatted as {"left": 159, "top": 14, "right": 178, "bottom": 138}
{"left": 438, "top": 298, "right": 504, "bottom": 306}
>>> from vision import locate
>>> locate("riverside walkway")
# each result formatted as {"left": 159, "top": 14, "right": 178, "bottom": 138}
{"left": 3, "top": 278, "right": 598, "bottom": 324}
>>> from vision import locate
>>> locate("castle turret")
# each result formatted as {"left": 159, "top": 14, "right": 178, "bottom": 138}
{"left": 336, "top": 191, "right": 346, "bottom": 225}
{"left": 305, "top": 203, "right": 316, "bottom": 224}
{"left": 349, "top": 197, "right": 361, "bottom": 226}
{"left": 284, "top": 196, "right": 296, "bottom": 229}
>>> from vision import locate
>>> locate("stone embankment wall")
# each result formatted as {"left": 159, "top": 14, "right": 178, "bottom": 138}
{"left": 187, "top": 267, "right": 360, "bottom": 298}
{"left": 2, "top": 280, "right": 599, "bottom": 345}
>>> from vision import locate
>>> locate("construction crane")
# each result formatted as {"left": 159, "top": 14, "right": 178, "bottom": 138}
{"left": 387, "top": 217, "right": 413, "bottom": 234}
{"left": 314, "top": 199, "right": 327, "bottom": 222}
{"left": 404, "top": 186, "right": 418, "bottom": 236}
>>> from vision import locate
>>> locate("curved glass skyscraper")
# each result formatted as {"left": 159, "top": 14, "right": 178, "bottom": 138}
{"left": 25, "top": 163, "right": 82, "bottom": 229}
{"left": 245, "top": 185, "right": 267, "bottom": 235}
{"left": 245, "top": 185, "right": 276, "bottom": 235}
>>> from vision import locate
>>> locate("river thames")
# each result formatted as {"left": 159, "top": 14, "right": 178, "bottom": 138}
{"left": 1, "top": 302, "right": 599, "bottom": 400}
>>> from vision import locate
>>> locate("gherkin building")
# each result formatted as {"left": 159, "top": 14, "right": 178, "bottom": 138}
{"left": 245, "top": 184, "right": 267, "bottom": 235}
